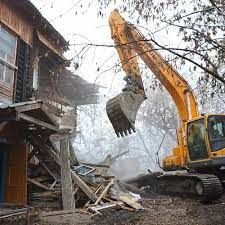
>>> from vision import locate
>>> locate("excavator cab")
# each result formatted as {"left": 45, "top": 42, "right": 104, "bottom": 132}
{"left": 163, "top": 114, "right": 225, "bottom": 171}
{"left": 187, "top": 118, "right": 209, "bottom": 161}
{"left": 207, "top": 115, "right": 225, "bottom": 153}
{"left": 187, "top": 115, "right": 225, "bottom": 166}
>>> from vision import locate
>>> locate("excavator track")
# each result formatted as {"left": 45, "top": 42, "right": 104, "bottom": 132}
{"left": 155, "top": 173, "right": 223, "bottom": 201}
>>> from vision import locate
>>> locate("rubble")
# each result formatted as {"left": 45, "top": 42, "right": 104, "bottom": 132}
{"left": 0, "top": 204, "right": 39, "bottom": 225}
{"left": 28, "top": 138, "right": 143, "bottom": 214}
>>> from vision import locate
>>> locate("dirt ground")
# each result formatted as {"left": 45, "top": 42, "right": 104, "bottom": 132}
{"left": 39, "top": 194, "right": 225, "bottom": 225}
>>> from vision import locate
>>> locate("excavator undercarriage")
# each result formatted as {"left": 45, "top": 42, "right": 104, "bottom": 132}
{"left": 127, "top": 172, "right": 223, "bottom": 201}
{"left": 156, "top": 173, "right": 223, "bottom": 201}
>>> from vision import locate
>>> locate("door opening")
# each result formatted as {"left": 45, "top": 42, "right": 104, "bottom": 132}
{"left": 0, "top": 145, "right": 8, "bottom": 203}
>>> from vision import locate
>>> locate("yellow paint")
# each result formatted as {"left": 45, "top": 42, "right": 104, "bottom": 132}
{"left": 109, "top": 9, "right": 225, "bottom": 171}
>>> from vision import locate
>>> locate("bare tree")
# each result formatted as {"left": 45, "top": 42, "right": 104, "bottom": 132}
{"left": 93, "top": 0, "right": 225, "bottom": 94}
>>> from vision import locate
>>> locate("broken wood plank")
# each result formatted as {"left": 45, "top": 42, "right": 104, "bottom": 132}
{"left": 28, "top": 178, "right": 51, "bottom": 191}
{"left": 84, "top": 182, "right": 104, "bottom": 208}
{"left": 103, "top": 197, "right": 134, "bottom": 211}
{"left": 80, "top": 178, "right": 99, "bottom": 188}
{"left": 0, "top": 121, "right": 7, "bottom": 132}
{"left": 43, "top": 144, "right": 60, "bottom": 165}
{"left": 28, "top": 147, "right": 39, "bottom": 161}
{"left": 94, "top": 182, "right": 105, "bottom": 194}
{"left": 73, "top": 187, "right": 79, "bottom": 197}
{"left": 95, "top": 175, "right": 115, "bottom": 179}
{"left": 18, "top": 112, "right": 59, "bottom": 131}
{"left": 30, "top": 190, "right": 61, "bottom": 198}
{"left": 71, "top": 170, "right": 98, "bottom": 202}
{"left": 94, "top": 178, "right": 115, "bottom": 205}
{"left": 50, "top": 180, "right": 57, "bottom": 189}
{"left": 30, "top": 135, "right": 60, "bottom": 166}
{"left": 79, "top": 162, "right": 110, "bottom": 168}
{"left": 44, "top": 102, "right": 64, "bottom": 117}
{"left": 39, "top": 159, "right": 61, "bottom": 181}
{"left": 15, "top": 101, "right": 42, "bottom": 112}
{"left": 69, "top": 140, "right": 79, "bottom": 166}
{"left": 60, "top": 136, "right": 75, "bottom": 210}
{"left": 88, "top": 208, "right": 102, "bottom": 215}
{"left": 118, "top": 193, "right": 141, "bottom": 210}
{"left": 88, "top": 202, "right": 123, "bottom": 213}
{"left": 30, "top": 176, "right": 50, "bottom": 183}
{"left": 41, "top": 104, "right": 59, "bottom": 126}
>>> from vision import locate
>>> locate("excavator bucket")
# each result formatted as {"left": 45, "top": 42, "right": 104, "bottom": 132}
{"left": 106, "top": 90, "right": 145, "bottom": 137}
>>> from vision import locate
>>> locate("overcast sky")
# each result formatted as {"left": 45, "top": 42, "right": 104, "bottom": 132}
{"left": 29, "top": 1, "right": 204, "bottom": 164}
{"left": 31, "top": 0, "right": 118, "bottom": 93}
{"left": 31, "top": 0, "right": 185, "bottom": 95}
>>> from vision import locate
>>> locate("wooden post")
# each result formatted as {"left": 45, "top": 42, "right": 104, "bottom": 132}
{"left": 60, "top": 135, "right": 75, "bottom": 209}
{"left": 71, "top": 170, "right": 98, "bottom": 202}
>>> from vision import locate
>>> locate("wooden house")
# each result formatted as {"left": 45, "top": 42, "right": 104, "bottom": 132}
{"left": 0, "top": 0, "right": 99, "bottom": 205}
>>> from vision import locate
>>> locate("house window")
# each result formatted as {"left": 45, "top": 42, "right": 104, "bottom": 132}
{"left": 32, "top": 56, "right": 39, "bottom": 90}
{"left": 33, "top": 67, "right": 39, "bottom": 90}
{"left": 0, "top": 24, "right": 17, "bottom": 86}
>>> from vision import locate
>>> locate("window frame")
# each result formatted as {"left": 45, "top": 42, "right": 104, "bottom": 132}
{"left": 207, "top": 115, "right": 225, "bottom": 152}
{"left": 187, "top": 118, "right": 209, "bottom": 161}
{"left": 0, "top": 24, "right": 18, "bottom": 87}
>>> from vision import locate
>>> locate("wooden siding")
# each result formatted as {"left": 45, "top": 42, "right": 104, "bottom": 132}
{"left": 37, "top": 31, "right": 65, "bottom": 58}
{"left": 0, "top": 1, "right": 33, "bottom": 46}
{"left": 5, "top": 144, "right": 27, "bottom": 204}
{"left": 0, "top": 81, "right": 13, "bottom": 101}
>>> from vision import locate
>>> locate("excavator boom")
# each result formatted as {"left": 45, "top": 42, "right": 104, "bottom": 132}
{"left": 106, "top": 9, "right": 198, "bottom": 139}
{"left": 106, "top": 9, "right": 225, "bottom": 202}
{"left": 106, "top": 9, "right": 146, "bottom": 137}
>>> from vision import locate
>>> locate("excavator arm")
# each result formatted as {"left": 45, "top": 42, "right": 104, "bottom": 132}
{"left": 108, "top": 9, "right": 145, "bottom": 95}
{"left": 106, "top": 10, "right": 225, "bottom": 202}
{"left": 106, "top": 9, "right": 199, "bottom": 141}
{"left": 106, "top": 10, "right": 147, "bottom": 137}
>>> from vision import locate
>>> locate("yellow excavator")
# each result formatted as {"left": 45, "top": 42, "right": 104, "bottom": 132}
{"left": 106, "top": 9, "right": 225, "bottom": 201}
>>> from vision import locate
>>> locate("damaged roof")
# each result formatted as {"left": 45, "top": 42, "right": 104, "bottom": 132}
{"left": 0, "top": 100, "right": 42, "bottom": 109}
{"left": 57, "top": 69, "right": 100, "bottom": 105}
{"left": 7, "top": 0, "right": 69, "bottom": 50}
{"left": 0, "top": 100, "right": 59, "bottom": 131}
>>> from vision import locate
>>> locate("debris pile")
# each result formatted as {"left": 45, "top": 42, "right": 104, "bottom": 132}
{"left": 27, "top": 138, "right": 142, "bottom": 214}
{"left": 28, "top": 138, "right": 62, "bottom": 210}
{"left": 0, "top": 204, "right": 38, "bottom": 225}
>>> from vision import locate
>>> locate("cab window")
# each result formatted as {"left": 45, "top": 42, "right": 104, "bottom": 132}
{"left": 208, "top": 116, "right": 225, "bottom": 151}
{"left": 187, "top": 119, "right": 208, "bottom": 161}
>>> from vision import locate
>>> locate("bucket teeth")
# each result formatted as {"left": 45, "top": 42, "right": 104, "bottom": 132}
{"left": 106, "top": 91, "right": 145, "bottom": 138}
{"left": 130, "top": 124, "right": 136, "bottom": 132}
{"left": 120, "top": 131, "right": 124, "bottom": 137}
